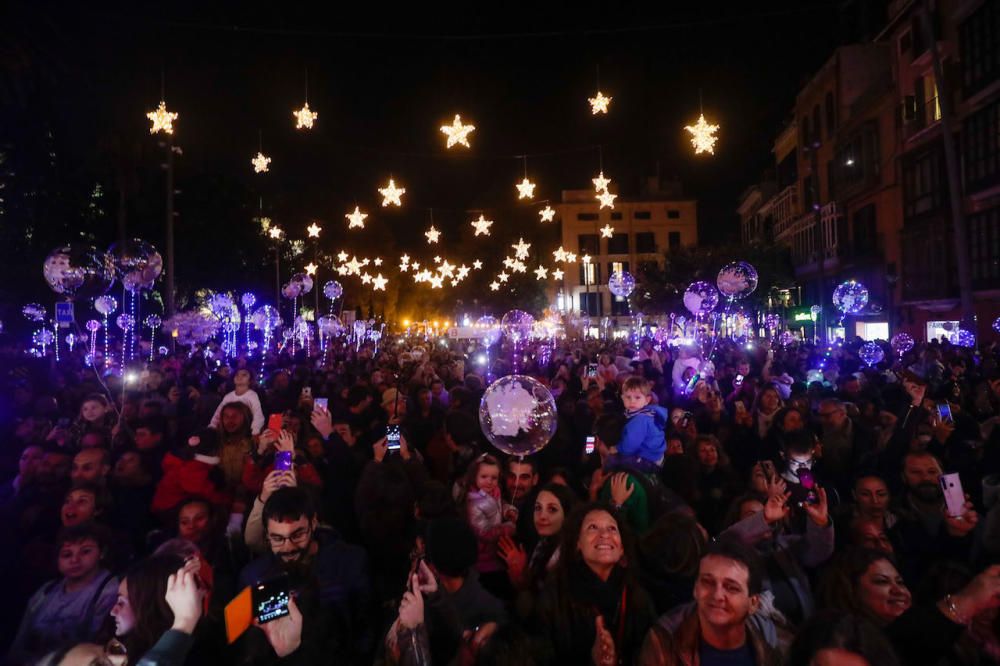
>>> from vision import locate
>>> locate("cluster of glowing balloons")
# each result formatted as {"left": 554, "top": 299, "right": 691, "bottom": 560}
{"left": 42, "top": 238, "right": 162, "bottom": 299}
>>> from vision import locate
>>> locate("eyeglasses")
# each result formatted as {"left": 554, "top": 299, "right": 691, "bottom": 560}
{"left": 267, "top": 526, "right": 311, "bottom": 547}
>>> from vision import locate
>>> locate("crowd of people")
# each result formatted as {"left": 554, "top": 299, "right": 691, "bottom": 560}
{"left": 1, "top": 328, "right": 1000, "bottom": 665}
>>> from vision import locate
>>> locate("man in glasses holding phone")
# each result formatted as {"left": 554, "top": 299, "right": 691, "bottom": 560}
{"left": 239, "top": 487, "right": 374, "bottom": 661}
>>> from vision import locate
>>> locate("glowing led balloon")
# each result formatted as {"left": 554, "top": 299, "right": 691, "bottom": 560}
{"left": 94, "top": 295, "right": 117, "bottom": 316}
{"left": 608, "top": 271, "right": 636, "bottom": 298}
{"left": 116, "top": 314, "right": 135, "bottom": 331}
{"left": 317, "top": 315, "right": 343, "bottom": 337}
{"left": 716, "top": 262, "right": 759, "bottom": 300}
{"left": 951, "top": 329, "right": 976, "bottom": 348}
{"left": 42, "top": 244, "right": 115, "bottom": 298}
{"left": 241, "top": 293, "right": 257, "bottom": 310}
{"left": 683, "top": 281, "right": 719, "bottom": 316}
{"left": 891, "top": 332, "right": 914, "bottom": 354}
{"left": 780, "top": 331, "right": 797, "bottom": 346}
{"left": 501, "top": 310, "right": 535, "bottom": 343}
{"left": 290, "top": 272, "right": 313, "bottom": 295}
{"left": 832, "top": 281, "right": 869, "bottom": 315}
{"left": 764, "top": 314, "right": 781, "bottom": 329}
{"left": 208, "top": 294, "right": 236, "bottom": 321}
{"left": 145, "top": 315, "right": 161, "bottom": 329}
{"left": 323, "top": 281, "right": 343, "bottom": 300}
{"left": 22, "top": 304, "right": 46, "bottom": 322}
{"left": 108, "top": 239, "right": 162, "bottom": 292}
{"left": 85, "top": 319, "right": 101, "bottom": 332}
{"left": 478, "top": 375, "right": 557, "bottom": 457}
{"left": 252, "top": 305, "right": 282, "bottom": 330}
{"left": 282, "top": 282, "right": 301, "bottom": 300}
{"left": 859, "top": 342, "right": 885, "bottom": 367}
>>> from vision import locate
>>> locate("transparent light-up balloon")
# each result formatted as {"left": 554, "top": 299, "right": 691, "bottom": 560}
{"left": 252, "top": 306, "right": 282, "bottom": 331}
{"left": 86, "top": 319, "right": 101, "bottom": 333}
{"left": 323, "top": 281, "right": 343, "bottom": 300}
{"left": 42, "top": 244, "right": 115, "bottom": 299}
{"left": 282, "top": 282, "right": 301, "bottom": 300}
{"left": 832, "top": 280, "right": 869, "bottom": 315}
{"left": 780, "top": 331, "right": 797, "bottom": 346}
{"left": 951, "top": 329, "right": 976, "bottom": 348}
{"left": 891, "top": 332, "right": 914, "bottom": 355}
{"left": 501, "top": 310, "right": 535, "bottom": 343}
{"left": 478, "top": 375, "right": 557, "bottom": 457}
{"left": 716, "top": 261, "right": 759, "bottom": 300}
{"left": 608, "top": 271, "right": 636, "bottom": 298}
{"left": 477, "top": 315, "right": 501, "bottom": 346}
{"left": 22, "top": 304, "right": 46, "bottom": 322}
{"left": 107, "top": 239, "right": 162, "bottom": 292}
{"left": 859, "top": 342, "right": 885, "bottom": 367}
{"left": 94, "top": 296, "right": 118, "bottom": 316}
{"left": 290, "top": 272, "right": 313, "bottom": 295}
{"left": 116, "top": 314, "right": 135, "bottom": 331}
{"left": 683, "top": 281, "right": 720, "bottom": 316}
{"left": 764, "top": 314, "right": 781, "bottom": 329}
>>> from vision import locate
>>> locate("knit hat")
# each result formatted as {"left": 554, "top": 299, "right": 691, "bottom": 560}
{"left": 425, "top": 517, "right": 477, "bottom": 577}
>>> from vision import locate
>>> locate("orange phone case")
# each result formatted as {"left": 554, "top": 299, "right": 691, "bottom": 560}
{"left": 224, "top": 586, "right": 252, "bottom": 644}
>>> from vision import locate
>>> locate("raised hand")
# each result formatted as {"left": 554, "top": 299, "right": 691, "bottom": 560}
{"left": 398, "top": 574, "right": 424, "bottom": 630}
{"left": 763, "top": 488, "right": 792, "bottom": 525}
{"left": 164, "top": 567, "right": 203, "bottom": 635}
{"left": 610, "top": 472, "right": 635, "bottom": 507}
{"left": 258, "top": 596, "right": 303, "bottom": 658}
{"left": 804, "top": 486, "right": 830, "bottom": 527}
{"left": 591, "top": 616, "right": 616, "bottom": 666}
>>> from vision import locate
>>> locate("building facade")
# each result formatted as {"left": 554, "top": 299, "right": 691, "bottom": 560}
{"left": 555, "top": 179, "right": 698, "bottom": 320}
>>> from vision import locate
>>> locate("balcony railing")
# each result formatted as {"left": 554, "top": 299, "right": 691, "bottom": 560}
{"left": 767, "top": 185, "right": 800, "bottom": 239}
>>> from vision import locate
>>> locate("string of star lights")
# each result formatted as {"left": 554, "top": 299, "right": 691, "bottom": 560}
{"left": 252, "top": 130, "right": 271, "bottom": 173}
{"left": 516, "top": 156, "right": 536, "bottom": 200}
{"left": 293, "top": 68, "right": 318, "bottom": 129}
{"left": 440, "top": 114, "right": 475, "bottom": 148}
{"left": 684, "top": 91, "right": 720, "bottom": 155}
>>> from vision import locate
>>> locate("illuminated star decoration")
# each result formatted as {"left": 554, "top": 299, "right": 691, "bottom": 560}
{"left": 429, "top": 276, "right": 444, "bottom": 289}
{"left": 307, "top": 223, "right": 322, "bottom": 238}
{"left": 588, "top": 90, "right": 612, "bottom": 114}
{"left": 539, "top": 206, "right": 556, "bottom": 223}
{"left": 268, "top": 227, "right": 283, "bottom": 240}
{"left": 346, "top": 206, "right": 368, "bottom": 229}
{"left": 252, "top": 152, "right": 272, "bottom": 173}
{"left": 473, "top": 260, "right": 483, "bottom": 270}
{"left": 600, "top": 224, "right": 614, "bottom": 238}
{"left": 304, "top": 262, "right": 318, "bottom": 276}
{"left": 293, "top": 103, "right": 318, "bottom": 129}
{"left": 597, "top": 190, "right": 617, "bottom": 209}
{"left": 593, "top": 171, "right": 611, "bottom": 193}
{"left": 378, "top": 179, "right": 405, "bottom": 207}
{"left": 684, "top": 113, "right": 720, "bottom": 155}
{"left": 360, "top": 273, "right": 372, "bottom": 285}
{"left": 516, "top": 177, "right": 536, "bottom": 200}
{"left": 471, "top": 214, "right": 493, "bottom": 236}
{"left": 337, "top": 251, "right": 349, "bottom": 262}
{"left": 553, "top": 268, "right": 564, "bottom": 280}
{"left": 146, "top": 101, "right": 178, "bottom": 134}
{"left": 497, "top": 272, "right": 510, "bottom": 283}
{"left": 489, "top": 281, "right": 500, "bottom": 291}
{"left": 373, "top": 257, "right": 383, "bottom": 266}
{"left": 534, "top": 266, "right": 549, "bottom": 280}
{"left": 553, "top": 247, "right": 567, "bottom": 262}
{"left": 425, "top": 226, "right": 441, "bottom": 244}
{"left": 512, "top": 238, "right": 531, "bottom": 260}
{"left": 372, "top": 274, "right": 388, "bottom": 291}
{"left": 440, "top": 114, "right": 476, "bottom": 148}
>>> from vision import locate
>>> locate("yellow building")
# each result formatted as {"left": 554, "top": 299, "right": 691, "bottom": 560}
{"left": 555, "top": 178, "right": 697, "bottom": 319}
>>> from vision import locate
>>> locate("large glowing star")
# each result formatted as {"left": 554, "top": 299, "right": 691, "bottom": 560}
{"left": 304, "top": 263, "right": 318, "bottom": 276}
{"left": 597, "top": 190, "right": 617, "bottom": 209}
{"left": 293, "top": 103, "right": 318, "bottom": 129}
{"left": 378, "top": 179, "right": 405, "bottom": 206}
{"left": 600, "top": 224, "right": 614, "bottom": 238}
{"left": 440, "top": 114, "right": 476, "bottom": 148}
{"left": 346, "top": 206, "right": 368, "bottom": 229}
{"left": 588, "top": 91, "right": 612, "bottom": 114}
{"left": 252, "top": 152, "right": 272, "bottom": 173}
{"left": 592, "top": 171, "right": 611, "bottom": 193}
{"left": 490, "top": 281, "right": 500, "bottom": 291}
{"left": 539, "top": 206, "right": 556, "bottom": 222}
{"left": 425, "top": 226, "right": 441, "bottom": 244}
{"left": 372, "top": 274, "right": 388, "bottom": 291}
{"left": 553, "top": 247, "right": 567, "bottom": 262}
{"left": 471, "top": 214, "right": 493, "bottom": 236}
{"left": 516, "top": 177, "right": 536, "bottom": 200}
{"left": 512, "top": 238, "right": 531, "bottom": 260}
{"left": 534, "top": 266, "right": 548, "bottom": 280}
{"left": 337, "top": 251, "right": 348, "bottom": 262}
{"left": 306, "top": 223, "right": 322, "bottom": 238}
{"left": 473, "top": 260, "right": 483, "bottom": 269}
{"left": 552, "top": 268, "right": 564, "bottom": 280}
{"left": 146, "top": 101, "right": 178, "bottom": 134}
{"left": 684, "top": 113, "right": 720, "bottom": 155}
{"left": 268, "top": 227, "right": 283, "bottom": 240}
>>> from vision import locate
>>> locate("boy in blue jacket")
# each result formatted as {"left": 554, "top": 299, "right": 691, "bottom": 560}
{"left": 607, "top": 377, "right": 667, "bottom": 473}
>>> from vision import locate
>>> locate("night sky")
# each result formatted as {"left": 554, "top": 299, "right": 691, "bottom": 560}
{"left": 1, "top": 1, "right": 849, "bottom": 311}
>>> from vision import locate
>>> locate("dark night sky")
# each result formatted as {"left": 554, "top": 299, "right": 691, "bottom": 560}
{"left": 1, "top": 1, "right": 851, "bottom": 305}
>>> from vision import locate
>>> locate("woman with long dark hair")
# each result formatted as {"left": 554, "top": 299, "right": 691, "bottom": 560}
{"left": 536, "top": 502, "right": 656, "bottom": 665}
{"left": 110, "top": 554, "right": 186, "bottom": 663}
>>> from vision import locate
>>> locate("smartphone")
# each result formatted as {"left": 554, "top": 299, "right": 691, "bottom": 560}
{"left": 734, "top": 374, "right": 744, "bottom": 387}
{"left": 585, "top": 436, "right": 596, "bottom": 456}
{"left": 679, "top": 412, "right": 692, "bottom": 429}
{"left": 940, "top": 472, "right": 966, "bottom": 517}
{"left": 685, "top": 373, "right": 701, "bottom": 394}
{"left": 301, "top": 386, "right": 312, "bottom": 399}
{"left": 267, "top": 413, "right": 284, "bottom": 433}
{"left": 253, "top": 575, "right": 291, "bottom": 624}
{"left": 314, "top": 397, "right": 328, "bottom": 412}
{"left": 797, "top": 469, "right": 819, "bottom": 505}
{"left": 937, "top": 402, "right": 954, "bottom": 424}
{"left": 587, "top": 363, "right": 598, "bottom": 378}
{"left": 386, "top": 424, "right": 401, "bottom": 452}
{"left": 274, "top": 450, "right": 293, "bottom": 472}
